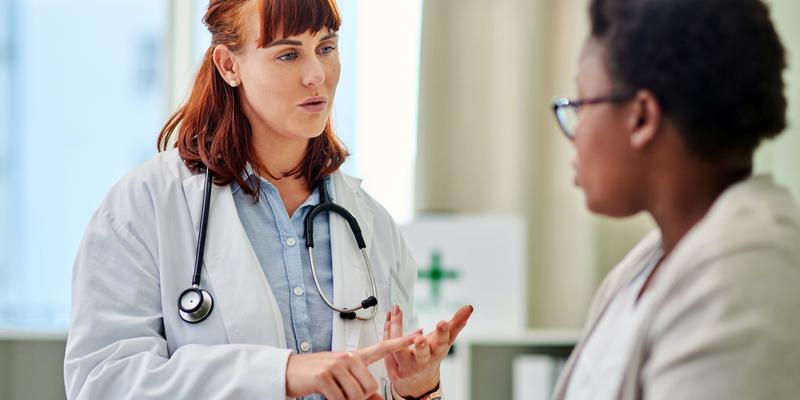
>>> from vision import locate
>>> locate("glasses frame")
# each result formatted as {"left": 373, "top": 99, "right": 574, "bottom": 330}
{"left": 551, "top": 93, "right": 634, "bottom": 139}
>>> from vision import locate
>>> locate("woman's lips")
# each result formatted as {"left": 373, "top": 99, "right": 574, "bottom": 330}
{"left": 571, "top": 160, "right": 580, "bottom": 186}
{"left": 299, "top": 97, "right": 327, "bottom": 113}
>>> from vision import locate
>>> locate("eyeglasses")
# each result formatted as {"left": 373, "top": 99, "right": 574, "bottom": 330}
{"left": 551, "top": 93, "right": 634, "bottom": 139}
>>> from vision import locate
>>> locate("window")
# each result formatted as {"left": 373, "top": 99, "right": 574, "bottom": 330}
{"left": 0, "top": 0, "right": 422, "bottom": 331}
{"left": 0, "top": 0, "right": 168, "bottom": 330}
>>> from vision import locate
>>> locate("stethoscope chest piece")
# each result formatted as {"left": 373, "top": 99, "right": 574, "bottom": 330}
{"left": 178, "top": 287, "right": 214, "bottom": 323}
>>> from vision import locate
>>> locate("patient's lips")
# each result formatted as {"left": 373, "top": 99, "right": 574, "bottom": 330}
{"left": 571, "top": 159, "right": 581, "bottom": 187}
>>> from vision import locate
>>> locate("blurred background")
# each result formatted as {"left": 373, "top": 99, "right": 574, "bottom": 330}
{"left": 0, "top": 0, "right": 798, "bottom": 398}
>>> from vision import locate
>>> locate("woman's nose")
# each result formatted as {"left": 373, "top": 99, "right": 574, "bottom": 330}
{"left": 301, "top": 57, "right": 325, "bottom": 88}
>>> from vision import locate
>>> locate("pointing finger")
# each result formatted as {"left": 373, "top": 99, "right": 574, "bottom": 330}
{"left": 357, "top": 330, "right": 421, "bottom": 365}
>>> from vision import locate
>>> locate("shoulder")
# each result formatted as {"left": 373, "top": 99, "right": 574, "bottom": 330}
{"left": 652, "top": 175, "right": 800, "bottom": 314}
{"left": 112, "top": 148, "right": 193, "bottom": 192}
{"left": 330, "top": 170, "right": 408, "bottom": 252}
{"left": 98, "top": 148, "right": 194, "bottom": 221}
{"left": 646, "top": 177, "right": 800, "bottom": 344}
{"left": 331, "top": 170, "right": 396, "bottom": 225}
{"left": 678, "top": 175, "right": 800, "bottom": 266}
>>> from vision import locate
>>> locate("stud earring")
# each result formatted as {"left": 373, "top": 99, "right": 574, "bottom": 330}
{"left": 230, "top": 80, "right": 238, "bottom": 87}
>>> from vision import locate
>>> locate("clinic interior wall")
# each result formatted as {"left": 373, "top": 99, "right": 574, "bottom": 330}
{"left": 416, "top": 0, "right": 800, "bottom": 328}
{"left": 0, "top": 339, "right": 66, "bottom": 400}
{"left": 755, "top": 0, "right": 800, "bottom": 193}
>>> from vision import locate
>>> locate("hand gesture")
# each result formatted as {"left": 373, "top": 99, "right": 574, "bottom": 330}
{"left": 286, "top": 330, "right": 422, "bottom": 400}
{"left": 384, "top": 304, "right": 474, "bottom": 398}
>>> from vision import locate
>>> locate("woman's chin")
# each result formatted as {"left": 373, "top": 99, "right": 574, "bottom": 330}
{"left": 586, "top": 197, "right": 639, "bottom": 218}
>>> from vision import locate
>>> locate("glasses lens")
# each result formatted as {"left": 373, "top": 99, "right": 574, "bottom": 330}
{"left": 556, "top": 105, "right": 578, "bottom": 138}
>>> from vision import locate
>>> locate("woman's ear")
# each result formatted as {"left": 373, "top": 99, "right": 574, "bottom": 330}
{"left": 629, "top": 89, "right": 662, "bottom": 149}
{"left": 212, "top": 45, "right": 240, "bottom": 87}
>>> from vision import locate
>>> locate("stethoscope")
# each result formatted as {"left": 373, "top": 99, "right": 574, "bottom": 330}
{"left": 178, "top": 167, "right": 379, "bottom": 324}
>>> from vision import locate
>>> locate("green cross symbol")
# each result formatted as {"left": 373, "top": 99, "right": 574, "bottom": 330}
{"left": 418, "top": 250, "right": 459, "bottom": 305}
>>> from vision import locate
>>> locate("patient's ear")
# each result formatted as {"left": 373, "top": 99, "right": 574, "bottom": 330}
{"left": 629, "top": 89, "right": 662, "bottom": 150}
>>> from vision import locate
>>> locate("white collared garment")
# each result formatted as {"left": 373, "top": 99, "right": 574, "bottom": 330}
{"left": 564, "top": 248, "right": 662, "bottom": 400}
{"left": 64, "top": 149, "right": 420, "bottom": 399}
{"left": 552, "top": 175, "right": 800, "bottom": 400}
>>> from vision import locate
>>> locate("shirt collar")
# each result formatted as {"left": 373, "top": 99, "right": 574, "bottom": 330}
{"left": 229, "top": 162, "right": 336, "bottom": 204}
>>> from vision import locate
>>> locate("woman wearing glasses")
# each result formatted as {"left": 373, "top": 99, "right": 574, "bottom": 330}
{"left": 64, "top": 0, "right": 470, "bottom": 399}
{"left": 550, "top": 0, "right": 800, "bottom": 399}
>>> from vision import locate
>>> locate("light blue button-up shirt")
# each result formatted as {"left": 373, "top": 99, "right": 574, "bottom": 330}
{"left": 231, "top": 173, "right": 335, "bottom": 372}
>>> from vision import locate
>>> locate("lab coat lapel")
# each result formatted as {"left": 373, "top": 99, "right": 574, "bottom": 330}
{"left": 182, "top": 174, "right": 287, "bottom": 348}
{"left": 330, "top": 172, "right": 375, "bottom": 351}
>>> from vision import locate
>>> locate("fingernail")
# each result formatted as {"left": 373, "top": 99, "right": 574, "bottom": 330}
{"left": 438, "top": 322, "right": 448, "bottom": 332}
{"left": 386, "top": 311, "right": 391, "bottom": 320}
{"left": 393, "top": 305, "right": 398, "bottom": 315}
{"left": 469, "top": 304, "right": 474, "bottom": 312}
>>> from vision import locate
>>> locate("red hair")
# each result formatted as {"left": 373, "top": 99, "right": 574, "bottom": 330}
{"left": 158, "top": 0, "right": 347, "bottom": 195}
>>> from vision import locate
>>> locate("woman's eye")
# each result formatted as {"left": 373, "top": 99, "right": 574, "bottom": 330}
{"left": 318, "top": 45, "right": 336, "bottom": 55}
{"left": 278, "top": 51, "right": 297, "bottom": 61}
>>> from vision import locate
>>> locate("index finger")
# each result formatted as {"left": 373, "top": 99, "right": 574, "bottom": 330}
{"left": 357, "top": 330, "right": 421, "bottom": 365}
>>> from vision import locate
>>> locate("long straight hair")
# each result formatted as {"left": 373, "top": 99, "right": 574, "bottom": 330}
{"left": 158, "top": 0, "right": 348, "bottom": 196}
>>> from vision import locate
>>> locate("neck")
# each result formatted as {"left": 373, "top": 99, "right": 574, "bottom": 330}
{"left": 250, "top": 127, "right": 309, "bottom": 186}
{"left": 646, "top": 163, "right": 749, "bottom": 255}
{"left": 250, "top": 130, "right": 314, "bottom": 217}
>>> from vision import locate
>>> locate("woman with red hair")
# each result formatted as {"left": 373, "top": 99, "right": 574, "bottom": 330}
{"left": 64, "top": 1, "right": 470, "bottom": 399}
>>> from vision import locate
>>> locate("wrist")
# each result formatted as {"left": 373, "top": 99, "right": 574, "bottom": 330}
{"left": 392, "top": 373, "right": 440, "bottom": 399}
{"left": 391, "top": 381, "right": 441, "bottom": 400}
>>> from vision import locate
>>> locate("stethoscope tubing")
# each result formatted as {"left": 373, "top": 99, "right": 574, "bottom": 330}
{"left": 308, "top": 246, "right": 379, "bottom": 320}
{"left": 179, "top": 167, "right": 379, "bottom": 323}
{"left": 305, "top": 181, "right": 378, "bottom": 320}
{"left": 191, "top": 167, "right": 214, "bottom": 287}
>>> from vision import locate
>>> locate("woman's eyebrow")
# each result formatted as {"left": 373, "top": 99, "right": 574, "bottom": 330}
{"left": 319, "top": 32, "right": 338, "bottom": 41}
{"left": 266, "top": 38, "right": 302, "bottom": 47}
{"left": 266, "top": 32, "right": 338, "bottom": 48}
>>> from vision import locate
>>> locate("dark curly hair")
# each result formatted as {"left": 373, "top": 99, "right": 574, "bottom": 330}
{"left": 589, "top": 0, "right": 786, "bottom": 160}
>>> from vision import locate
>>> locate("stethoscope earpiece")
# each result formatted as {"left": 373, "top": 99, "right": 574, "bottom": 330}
{"left": 338, "top": 296, "right": 376, "bottom": 320}
{"left": 340, "top": 312, "right": 357, "bottom": 320}
{"left": 178, "top": 287, "right": 214, "bottom": 323}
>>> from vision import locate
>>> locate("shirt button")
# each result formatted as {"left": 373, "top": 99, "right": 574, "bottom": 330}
{"left": 299, "top": 341, "right": 311, "bottom": 352}
{"left": 293, "top": 286, "right": 304, "bottom": 296}
{"left": 286, "top": 237, "right": 297, "bottom": 247}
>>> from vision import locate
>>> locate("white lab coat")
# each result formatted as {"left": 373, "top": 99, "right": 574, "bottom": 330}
{"left": 64, "top": 149, "right": 418, "bottom": 400}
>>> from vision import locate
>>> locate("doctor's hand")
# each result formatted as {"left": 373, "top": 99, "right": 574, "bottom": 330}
{"left": 384, "top": 304, "right": 474, "bottom": 398}
{"left": 285, "top": 330, "right": 422, "bottom": 400}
